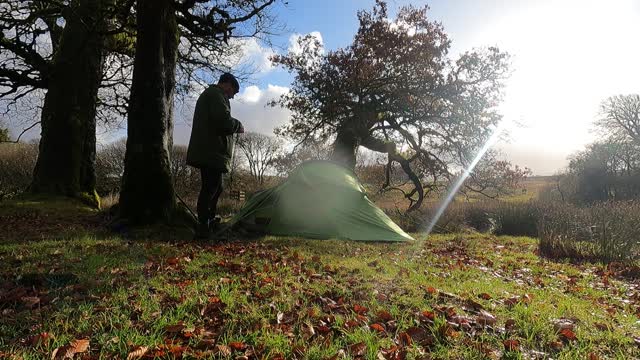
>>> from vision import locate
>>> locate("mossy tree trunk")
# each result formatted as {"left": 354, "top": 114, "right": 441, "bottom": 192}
{"left": 30, "top": 0, "right": 111, "bottom": 206}
{"left": 118, "top": 0, "right": 179, "bottom": 224}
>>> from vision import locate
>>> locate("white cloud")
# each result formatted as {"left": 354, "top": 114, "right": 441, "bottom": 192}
{"left": 232, "top": 38, "right": 276, "bottom": 74}
{"left": 237, "top": 85, "right": 262, "bottom": 103}
{"left": 288, "top": 31, "right": 324, "bottom": 55}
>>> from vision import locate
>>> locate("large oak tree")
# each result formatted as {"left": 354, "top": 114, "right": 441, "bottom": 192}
{"left": 118, "top": 0, "right": 278, "bottom": 224}
{"left": 272, "top": 1, "right": 524, "bottom": 211}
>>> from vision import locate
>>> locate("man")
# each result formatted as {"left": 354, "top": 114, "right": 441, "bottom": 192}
{"left": 186, "top": 73, "right": 244, "bottom": 239}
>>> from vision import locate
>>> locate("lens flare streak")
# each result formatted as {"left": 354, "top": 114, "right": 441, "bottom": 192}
{"left": 423, "top": 122, "right": 508, "bottom": 236}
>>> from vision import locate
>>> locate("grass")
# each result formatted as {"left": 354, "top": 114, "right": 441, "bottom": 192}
{"left": 1, "top": 198, "right": 640, "bottom": 360}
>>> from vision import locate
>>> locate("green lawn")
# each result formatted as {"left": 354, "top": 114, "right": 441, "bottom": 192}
{"left": 1, "top": 199, "right": 638, "bottom": 359}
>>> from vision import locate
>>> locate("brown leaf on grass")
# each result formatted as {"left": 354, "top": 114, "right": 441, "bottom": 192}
{"left": 376, "top": 310, "right": 393, "bottom": 322}
{"left": 215, "top": 345, "right": 231, "bottom": 357}
{"left": 126, "top": 346, "right": 149, "bottom": 360}
{"left": 348, "top": 342, "right": 366, "bottom": 357}
{"left": 27, "top": 332, "right": 54, "bottom": 347}
{"left": 344, "top": 320, "right": 359, "bottom": 329}
{"left": 505, "top": 318, "right": 517, "bottom": 331}
{"left": 302, "top": 322, "right": 315, "bottom": 339}
{"left": 559, "top": 328, "right": 577, "bottom": 341}
{"left": 51, "top": 339, "right": 90, "bottom": 359}
{"left": 549, "top": 340, "right": 564, "bottom": 350}
{"left": 464, "top": 298, "right": 485, "bottom": 311}
{"left": 476, "top": 310, "right": 496, "bottom": 326}
{"left": 405, "top": 327, "right": 433, "bottom": 346}
{"left": 379, "top": 345, "right": 406, "bottom": 360}
{"left": 353, "top": 304, "right": 368, "bottom": 315}
{"left": 370, "top": 323, "right": 385, "bottom": 333}
{"left": 504, "top": 293, "right": 533, "bottom": 307}
{"left": 425, "top": 286, "right": 438, "bottom": 296}
{"left": 195, "top": 339, "right": 216, "bottom": 350}
{"left": 166, "top": 257, "right": 180, "bottom": 266}
{"left": 553, "top": 319, "right": 575, "bottom": 332}
{"left": 594, "top": 322, "right": 609, "bottom": 331}
{"left": 503, "top": 339, "right": 520, "bottom": 351}
{"left": 164, "top": 322, "right": 185, "bottom": 334}
{"left": 398, "top": 332, "right": 412, "bottom": 347}
{"left": 228, "top": 341, "right": 246, "bottom": 351}
{"left": 292, "top": 345, "right": 306, "bottom": 357}
{"left": 478, "top": 293, "right": 492, "bottom": 300}
{"left": 588, "top": 353, "right": 600, "bottom": 360}
{"left": 21, "top": 296, "right": 40, "bottom": 308}
{"left": 316, "top": 325, "right": 331, "bottom": 335}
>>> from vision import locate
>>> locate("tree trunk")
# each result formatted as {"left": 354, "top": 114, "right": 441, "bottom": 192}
{"left": 30, "top": 0, "right": 110, "bottom": 206}
{"left": 118, "top": 0, "right": 178, "bottom": 224}
{"left": 329, "top": 126, "right": 360, "bottom": 170}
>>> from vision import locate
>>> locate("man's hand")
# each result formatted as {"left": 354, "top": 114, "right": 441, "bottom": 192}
{"left": 237, "top": 122, "right": 245, "bottom": 133}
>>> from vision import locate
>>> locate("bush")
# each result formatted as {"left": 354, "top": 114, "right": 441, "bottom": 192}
{"left": 0, "top": 142, "right": 38, "bottom": 200}
{"left": 384, "top": 200, "right": 543, "bottom": 237}
{"left": 493, "top": 202, "right": 540, "bottom": 237}
{"left": 538, "top": 201, "right": 640, "bottom": 262}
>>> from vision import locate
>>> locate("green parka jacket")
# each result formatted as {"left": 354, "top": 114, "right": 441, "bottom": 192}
{"left": 186, "top": 85, "right": 242, "bottom": 172}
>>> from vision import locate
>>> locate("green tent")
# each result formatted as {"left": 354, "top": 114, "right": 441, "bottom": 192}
{"left": 227, "top": 160, "right": 413, "bottom": 242}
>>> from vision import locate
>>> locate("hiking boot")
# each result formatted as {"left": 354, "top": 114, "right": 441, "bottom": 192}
{"left": 208, "top": 216, "right": 222, "bottom": 231}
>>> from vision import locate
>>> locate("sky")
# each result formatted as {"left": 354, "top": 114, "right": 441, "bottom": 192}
{"left": 7, "top": 0, "right": 640, "bottom": 175}
{"left": 175, "top": 0, "right": 640, "bottom": 176}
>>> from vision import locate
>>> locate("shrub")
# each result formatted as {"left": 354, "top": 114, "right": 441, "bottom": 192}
{"left": 493, "top": 202, "right": 540, "bottom": 237}
{"left": 538, "top": 201, "right": 640, "bottom": 262}
{"left": 0, "top": 142, "right": 38, "bottom": 200}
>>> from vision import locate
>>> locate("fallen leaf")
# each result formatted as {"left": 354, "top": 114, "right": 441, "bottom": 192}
{"left": 370, "top": 323, "right": 385, "bottom": 333}
{"left": 503, "top": 339, "right": 520, "bottom": 351}
{"left": 476, "top": 310, "right": 496, "bottom": 326}
{"left": 349, "top": 342, "right": 366, "bottom": 357}
{"left": 353, "top": 304, "right": 368, "bottom": 315}
{"left": 126, "top": 346, "right": 149, "bottom": 360}
{"left": 594, "top": 322, "right": 609, "bottom": 331}
{"left": 553, "top": 319, "right": 575, "bottom": 331}
{"left": 421, "top": 310, "right": 436, "bottom": 321}
{"left": 377, "top": 310, "right": 393, "bottom": 322}
{"left": 302, "top": 322, "right": 315, "bottom": 339}
{"left": 398, "top": 332, "right": 412, "bottom": 347}
{"left": 215, "top": 345, "right": 231, "bottom": 357}
{"left": 164, "top": 322, "right": 185, "bottom": 333}
{"left": 21, "top": 296, "right": 40, "bottom": 308}
{"left": 549, "top": 340, "right": 564, "bottom": 350}
{"left": 316, "top": 325, "right": 331, "bottom": 335}
{"left": 559, "top": 328, "right": 577, "bottom": 341}
{"left": 52, "top": 339, "right": 90, "bottom": 359}
{"left": 166, "top": 257, "right": 180, "bottom": 265}
{"left": 228, "top": 341, "right": 246, "bottom": 351}
{"left": 478, "top": 293, "right": 492, "bottom": 300}
{"left": 27, "top": 332, "right": 54, "bottom": 347}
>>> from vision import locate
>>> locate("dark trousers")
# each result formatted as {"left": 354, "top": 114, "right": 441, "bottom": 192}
{"left": 197, "top": 167, "right": 224, "bottom": 226}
